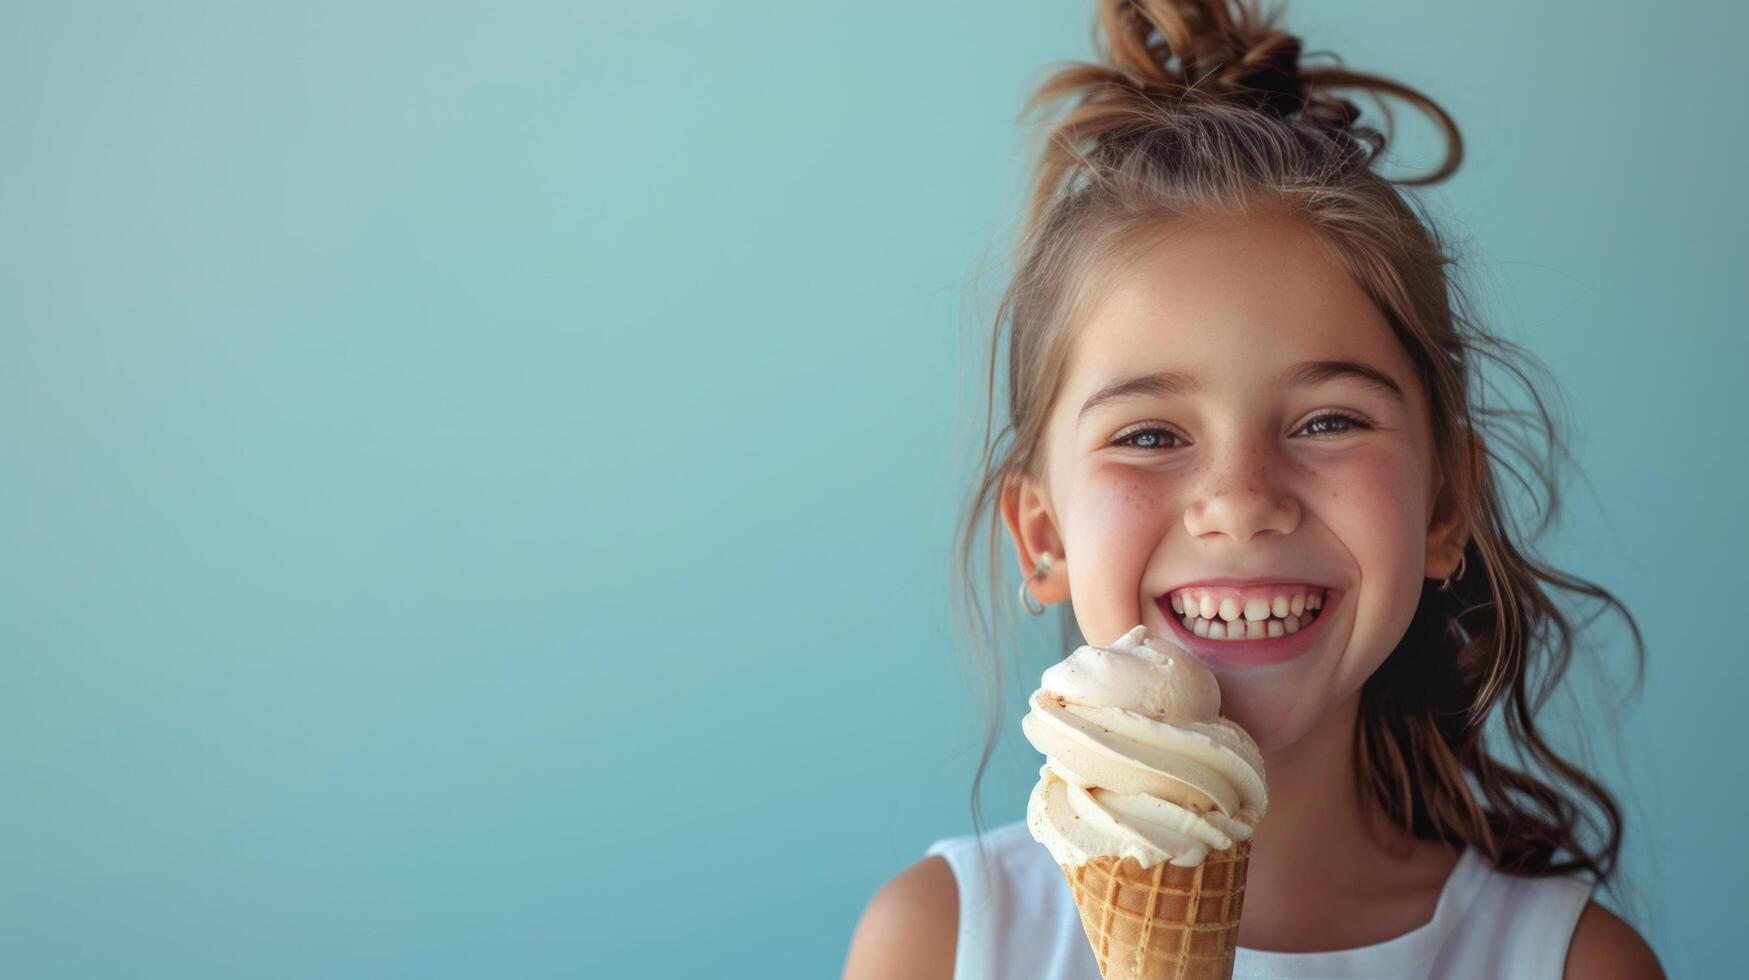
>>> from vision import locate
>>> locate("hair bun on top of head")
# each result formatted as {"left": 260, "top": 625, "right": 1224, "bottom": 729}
{"left": 1159, "top": 10, "right": 1319, "bottom": 121}
{"left": 1100, "top": 0, "right": 1367, "bottom": 135}
{"left": 1022, "top": 0, "right": 1461, "bottom": 195}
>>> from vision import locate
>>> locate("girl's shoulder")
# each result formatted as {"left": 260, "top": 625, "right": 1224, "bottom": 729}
{"left": 1561, "top": 898, "right": 1664, "bottom": 979}
{"left": 842, "top": 850, "right": 957, "bottom": 980}
{"left": 1423, "top": 849, "right": 1656, "bottom": 978}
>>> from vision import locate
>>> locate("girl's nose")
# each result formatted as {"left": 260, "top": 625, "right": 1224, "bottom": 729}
{"left": 1181, "top": 447, "right": 1301, "bottom": 542}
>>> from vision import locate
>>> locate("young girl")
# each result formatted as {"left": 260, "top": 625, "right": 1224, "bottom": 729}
{"left": 844, "top": 1, "right": 1663, "bottom": 977}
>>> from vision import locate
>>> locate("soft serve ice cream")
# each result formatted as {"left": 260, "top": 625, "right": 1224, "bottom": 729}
{"left": 1023, "top": 624, "right": 1268, "bottom": 869}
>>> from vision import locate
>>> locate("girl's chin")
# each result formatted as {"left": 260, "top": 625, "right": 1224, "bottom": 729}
{"left": 1138, "top": 609, "right": 1334, "bottom": 748}
{"left": 1212, "top": 692, "right": 1310, "bottom": 754}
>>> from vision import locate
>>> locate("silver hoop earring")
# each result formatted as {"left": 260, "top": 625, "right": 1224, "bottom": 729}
{"left": 1440, "top": 552, "right": 1468, "bottom": 592}
{"left": 1019, "top": 553, "right": 1053, "bottom": 616}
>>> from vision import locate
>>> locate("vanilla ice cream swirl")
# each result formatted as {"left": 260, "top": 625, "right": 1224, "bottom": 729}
{"left": 1023, "top": 624, "right": 1269, "bottom": 868}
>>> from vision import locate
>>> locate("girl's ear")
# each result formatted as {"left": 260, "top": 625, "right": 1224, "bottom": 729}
{"left": 1425, "top": 426, "right": 1482, "bottom": 580}
{"left": 999, "top": 472, "right": 1070, "bottom": 605}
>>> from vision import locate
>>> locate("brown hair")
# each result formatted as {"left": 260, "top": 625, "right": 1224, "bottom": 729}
{"left": 950, "top": 0, "right": 1646, "bottom": 897}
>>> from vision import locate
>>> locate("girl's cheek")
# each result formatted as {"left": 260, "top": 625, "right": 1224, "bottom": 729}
{"left": 1317, "top": 454, "right": 1434, "bottom": 673}
{"left": 1072, "top": 462, "right": 1176, "bottom": 539}
{"left": 1323, "top": 453, "right": 1429, "bottom": 546}
{"left": 1061, "top": 463, "right": 1175, "bottom": 640}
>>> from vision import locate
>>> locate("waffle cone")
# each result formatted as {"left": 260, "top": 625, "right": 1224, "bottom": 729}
{"left": 1060, "top": 840, "right": 1251, "bottom": 980}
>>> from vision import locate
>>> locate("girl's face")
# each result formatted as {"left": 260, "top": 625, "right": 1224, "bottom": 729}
{"left": 1003, "top": 212, "right": 1468, "bottom": 751}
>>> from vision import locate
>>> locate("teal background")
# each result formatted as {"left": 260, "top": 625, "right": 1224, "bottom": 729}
{"left": 2, "top": 1, "right": 1741, "bottom": 976}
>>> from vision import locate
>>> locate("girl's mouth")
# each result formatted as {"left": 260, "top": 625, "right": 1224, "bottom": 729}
{"left": 1154, "top": 588, "right": 1341, "bottom": 669}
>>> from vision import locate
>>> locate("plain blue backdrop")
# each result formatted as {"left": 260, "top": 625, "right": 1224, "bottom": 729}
{"left": 3, "top": 1, "right": 1743, "bottom": 976}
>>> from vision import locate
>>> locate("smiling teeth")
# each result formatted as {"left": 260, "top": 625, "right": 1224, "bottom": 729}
{"left": 1169, "top": 585, "right": 1326, "bottom": 622}
{"left": 1186, "top": 609, "right": 1313, "bottom": 639}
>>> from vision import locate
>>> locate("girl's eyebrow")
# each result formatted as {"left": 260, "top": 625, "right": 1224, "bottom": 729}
{"left": 1076, "top": 360, "right": 1405, "bottom": 423}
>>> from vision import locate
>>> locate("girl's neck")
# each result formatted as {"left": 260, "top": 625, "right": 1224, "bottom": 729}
{"left": 1236, "top": 690, "right": 1463, "bottom": 952}
{"left": 1247, "top": 688, "right": 1446, "bottom": 896}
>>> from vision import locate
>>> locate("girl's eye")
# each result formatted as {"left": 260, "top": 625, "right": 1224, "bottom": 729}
{"left": 1298, "top": 411, "right": 1372, "bottom": 438}
{"left": 1112, "top": 427, "right": 1185, "bottom": 451}
{"left": 1111, "top": 412, "right": 1373, "bottom": 451}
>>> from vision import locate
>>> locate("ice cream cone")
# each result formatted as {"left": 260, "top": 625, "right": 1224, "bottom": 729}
{"left": 1022, "top": 625, "right": 1267, "bottom": 979}
{"left": 1060, "top": 839, "right": 1251, "bottom": 980}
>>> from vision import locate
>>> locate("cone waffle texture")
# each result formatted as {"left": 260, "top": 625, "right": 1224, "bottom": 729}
{"left": 1061, "top": 839, "right": 1251, "bottom": 980}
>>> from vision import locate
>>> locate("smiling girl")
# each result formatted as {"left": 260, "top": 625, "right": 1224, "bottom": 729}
{"left": 844, "top": 0, "right": 1663, "bottom": 977}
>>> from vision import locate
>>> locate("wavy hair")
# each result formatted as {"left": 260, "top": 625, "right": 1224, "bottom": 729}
{"left": 950, "top": 0, "right": 1646, "bottom": 894}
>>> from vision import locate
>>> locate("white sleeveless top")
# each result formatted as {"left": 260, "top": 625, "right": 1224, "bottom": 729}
{"left": 925, "top": 820, "right": 1596, "bottom": 980}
